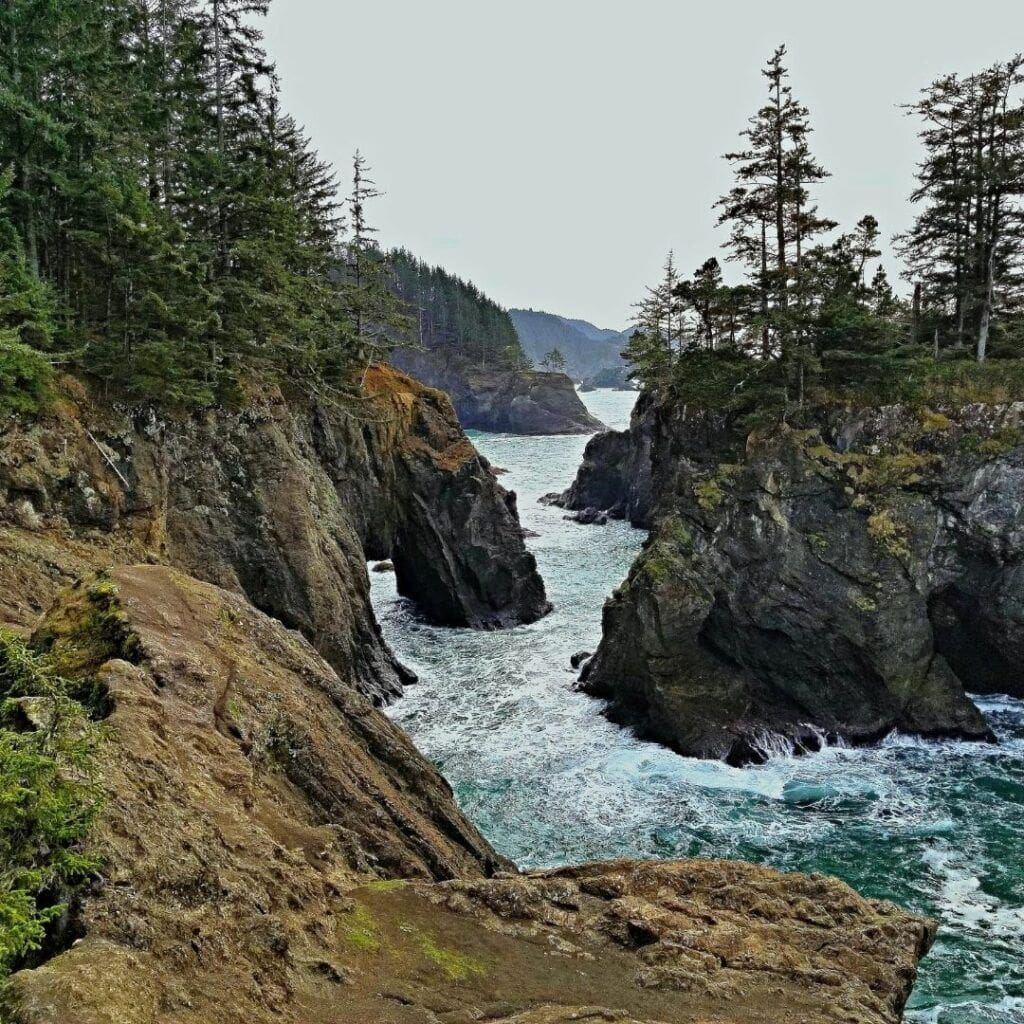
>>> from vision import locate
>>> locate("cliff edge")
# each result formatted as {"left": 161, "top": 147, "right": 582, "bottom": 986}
{"left": 0, "top": 366, "right": 550, "bottom": 703}
{"left": 561, "top": 394, "right": 1021, "bottom": 762}
{"left": 392, "top": 350, "right": 605, "bottom": 435}
{"left": 5, "top": 567, "right": 935, "bottom": 1024}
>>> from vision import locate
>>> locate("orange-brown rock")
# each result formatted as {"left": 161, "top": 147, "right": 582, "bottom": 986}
{"left": 6, "top": 566, "right": 934, "bottom": 1024}
{"left": 0, "top": 367, "right": 549, "bottom": 703}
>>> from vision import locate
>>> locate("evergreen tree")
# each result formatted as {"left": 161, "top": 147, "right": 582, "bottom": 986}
{"left": 0, "top": 0, "right": 365, "bottom": 406}
{"left": 540, "top": 348, "right": 567, "bottom": 372}
{"left": 676, "top": 257, "right": 725, "bottom": 350}
{"left": 716, "top": 45, "right": 834, "bottom": 356}
{"left": 387, "top": 247, "right": 523, "bottom": 370}
{"left": 337, "top": 152, "right": 411, "bottom": 387}
{"left": 897, "top": 57, "right": 1024, "bottom": 361}
{"left": 633, "top": 251, "right": 682, "bottom": 352}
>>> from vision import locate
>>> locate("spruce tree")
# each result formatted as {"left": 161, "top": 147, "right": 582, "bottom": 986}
{"left": 337, "top": 152, "right": 411, "bottom": 387}
{"left": 716, "top": 45, "right": 833, "bottom": 356}
{"left": 898, "top": 57, "right": 1024, "bottom": 361}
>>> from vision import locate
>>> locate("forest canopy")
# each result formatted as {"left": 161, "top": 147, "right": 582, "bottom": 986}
{"left": 625, "top": 46, "right": 1024, "bottom": 421}
{"left": 388, "top": 248, "right": 527, "bottom": 371}
{"left": 0, "top": 0, "right": 407, "bottom": 410}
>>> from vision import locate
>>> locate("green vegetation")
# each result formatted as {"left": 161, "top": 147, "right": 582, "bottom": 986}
{"left": 0, "top": 0, "right": 411, "bottom": 412}
{"left": 388, "top": 248, "right": 525, "bottom": 371}
{"left": 342, "top": 903, "right": 379, "bottom": 952}
{"left": 0, "top": 632, "right": 102, "bottom": 983}
{"left": 418, "top": 933, "right": 486, "bottom": 981}
{"left": 539, "top": 348, "right": 567, "bottom": 373}
{"left": 625, "top": 47, "right": 1024, "bottom": 425}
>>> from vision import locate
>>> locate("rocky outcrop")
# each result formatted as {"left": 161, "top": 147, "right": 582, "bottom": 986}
{"left": 0, "top": 366, "right": 549, "bottom": 703}
{"left": 392, "top": 349, "right": 605, "bottom": 434}
{"left": 6, "top": 567, "right": 935, "bottom": 1024}
{"left": 555, "top": 391, "right": 657, "bottom": 525}
{"left": 565, "top": 395, "right": 1023, "bottom": 762}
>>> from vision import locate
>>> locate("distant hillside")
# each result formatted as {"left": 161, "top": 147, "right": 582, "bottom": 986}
{"left": 509, "top": 309, "right": 630, "bottom": 381}
{"left": 389, "top": 248, "right": 523, "bottom": 369}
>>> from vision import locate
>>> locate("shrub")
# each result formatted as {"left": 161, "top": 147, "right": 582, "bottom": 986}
{"left": 0, "top": 633, "right": 102, "bottom": 983}
{"left": 0, "top": 335, "right": 52, "bottom": 418}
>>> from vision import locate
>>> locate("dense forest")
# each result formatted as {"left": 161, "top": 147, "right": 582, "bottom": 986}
{"left": 0, "top": 0, "right": 405, "bottom": 412}
{"left": 388, "top": 249, "right": 526, "bottom": 372}
{"left": 626, "top": 47, "right": 1024, "bottom": 422}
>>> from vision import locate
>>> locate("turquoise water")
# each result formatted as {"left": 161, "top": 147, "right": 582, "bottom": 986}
{"left": 372, "top": 389, "right": 1024, "bottom": 1023}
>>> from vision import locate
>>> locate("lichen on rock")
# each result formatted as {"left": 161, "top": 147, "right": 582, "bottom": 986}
{"left": 567, "top": 394, "right": 1022, "bottom": 762}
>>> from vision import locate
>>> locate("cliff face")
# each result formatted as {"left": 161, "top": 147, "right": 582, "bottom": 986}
{"left": 562, "top": 394, "right": 1023, "bottom": 762}
{"left": 391, "top": 350, "right": 605, "bottom": 434}
{"left": 6, "top": 566, "right": 935, "bottom": 1024}
{"left": 0, "top": 366, "right": 549, "bottom": 703}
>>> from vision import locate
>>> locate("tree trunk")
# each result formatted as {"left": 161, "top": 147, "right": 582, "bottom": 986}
{"left": 760, "top": 219, "right": 770, "bottom": 358}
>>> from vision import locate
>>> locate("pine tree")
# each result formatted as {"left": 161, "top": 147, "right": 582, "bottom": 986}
{"left": 676, "top": 258, "right": 725, "bottom": 350}
{"left": 540, "top": 348, "right": 567, "bottom": 372}
{"left": 633, "top": 251, "right": 682, "bottom": 352}
{"left": 337, "top": 152, "right": 411, "bottom": 387}
{"left": 386, "top": 248, "right": 523, "bottom": 371}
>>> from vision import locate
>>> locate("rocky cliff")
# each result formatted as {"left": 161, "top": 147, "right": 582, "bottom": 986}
{"left": 0, "top": 366, "right": 549, "bottom": 704}
{"left": 5, "top": 566, "right": 935, "bottom": 1024}
{"left": 391, "top": 350, "right": 605, "bottom": 434}
{"left": 561, "top": 393, "right": 1024, "bottom": 762}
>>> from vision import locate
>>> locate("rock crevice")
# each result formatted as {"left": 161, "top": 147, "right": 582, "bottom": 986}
{"left": 563, "top": 394, "right": 1023, "bottom": 761}
{"left": 0, "top": 366, "right": 549, "bottom": 703}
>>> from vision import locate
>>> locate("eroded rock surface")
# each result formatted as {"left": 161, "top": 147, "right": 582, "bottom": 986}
{"left": 6, "top": 567, "right": 934, "bottom": 1024}
{"left": 564, "top": 395, "right": 1023, "bottom": 761}
{"left": 0, "top": 366, "right": 549, "bottom": 702}
{"left": 393, "top": 350, "right": 605, "bottom": 434}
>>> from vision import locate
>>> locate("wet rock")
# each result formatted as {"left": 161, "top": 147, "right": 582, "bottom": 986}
{"left": 571, "top": 396, "right": 1020, "bottom": 760}
{"left": 558, "top": 392, "right": 658, "bottom": 527}
{"left": 370, "top": 560, "right": 394, "bottom": 573}
{"left": 570, "top": 650, "right": 592, "bottom": 670}
{"left": 565, "top": 506, "right": 608, "bottom": 525}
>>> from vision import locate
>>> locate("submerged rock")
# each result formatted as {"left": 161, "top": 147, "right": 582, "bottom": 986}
{"left": 566, "top": 395, "right": 1022, "bottom": 761}
{"left": 391, "top": 349, "right": 605, "bottom": 434}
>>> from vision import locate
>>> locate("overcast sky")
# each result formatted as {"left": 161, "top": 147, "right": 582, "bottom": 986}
{"left": 266, "top": 1, "right": 1024, "bottom": 329}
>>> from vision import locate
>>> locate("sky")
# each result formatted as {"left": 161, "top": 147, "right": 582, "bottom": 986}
{"left": 266, "top": 0, "right": 1024, "bottom": 330}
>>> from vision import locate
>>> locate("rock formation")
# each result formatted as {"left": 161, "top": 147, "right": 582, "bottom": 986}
{"left": 392, "top": 349, "right": 605, "bottom": 434}
{"left": 562, "top": 394, "right": 1023, "bottom": 762}
{"left": 0, "top": 366, "right": 549, "bottom": 703}
{"left": 5, "top": 566, "right": 934, "bottom": 1024}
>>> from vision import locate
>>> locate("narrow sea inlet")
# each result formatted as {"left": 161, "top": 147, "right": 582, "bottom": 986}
{"left": 371, "top": 389, "right": 1024, "bottom": 1024}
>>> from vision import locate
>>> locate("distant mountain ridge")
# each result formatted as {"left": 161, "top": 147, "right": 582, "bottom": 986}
{"left": 509, "top": 308, "right": 631, "bottom": 381}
